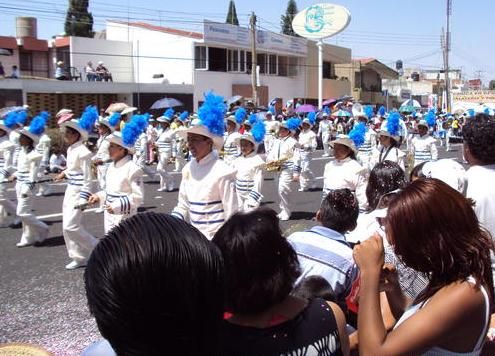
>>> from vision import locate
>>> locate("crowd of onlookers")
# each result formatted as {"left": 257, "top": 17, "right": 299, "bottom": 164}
{"left": 54, "top": 60, "right": 113, "bottom": 82}
{"left": 81, "top": 113, "right": 495, "bottom": 355}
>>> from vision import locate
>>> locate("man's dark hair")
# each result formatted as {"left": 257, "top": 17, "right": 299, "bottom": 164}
{"left": 85, "top": 212, "right": 224, "bottom": 355}
{"left": 319, "top": 189, "right": 359, "bottom": 233}
{"left": 212, "top": 208, "right": 301, "bottom": 315}
{"left": 366, "top": 160, "right": 407, "bottom": 211}
{"left": 463, "top": 113, "right": 495, "bottom": 164}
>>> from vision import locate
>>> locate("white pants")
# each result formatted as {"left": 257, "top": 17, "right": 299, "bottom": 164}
{"left": 322, "top": 134, "right": 331, "bottom": 156}
{"left": 157, "top": 152, "right": 174, "bottom": 190}
{"left": 96, "top": 164, "right": 108, "bottom": 191}
{"left": 278, "top": 169, "right": 293, "bottom": 218}
{"left": 62, "top": 186, "right": 98, "bottom": 263}
{"left": 299, "top": 151, "right": 315, "bottom": 190}
{"left": 175, "top": 155, "right": 186, "bottom": 172}
{"left": 104, "top": 209, "right": 137, "bottom": 234}
{"left": 134, "top": 153, "right": 155, "bottom": 177}
{"left": 0, "top": 182, "right": 17, "bottom": 226}
{"left": 16, "top": 183, "right": 48, "bottom": 245}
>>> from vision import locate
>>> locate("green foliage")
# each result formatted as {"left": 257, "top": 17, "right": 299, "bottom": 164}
{"left": 64, "top": 0, "right": 94, "bottom": 37}
{"left": 489, "top": 80, "right": 495, "bottom": 90}
{"left": 226, "top": 1, "right": 239, "bottom": 26}
{"left": 281, "top": 0, "right": 300, "bottom": 37}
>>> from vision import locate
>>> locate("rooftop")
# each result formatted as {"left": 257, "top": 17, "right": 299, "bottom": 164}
{"left": 108, "top": 20, "right": 204, "bottom": 40}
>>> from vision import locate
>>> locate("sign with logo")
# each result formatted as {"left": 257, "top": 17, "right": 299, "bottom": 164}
{"left": 203, "top": 20, "right": 307, "bottom": 56}
{"left": 291, "top": 3, "right": 351, "bottom": 40}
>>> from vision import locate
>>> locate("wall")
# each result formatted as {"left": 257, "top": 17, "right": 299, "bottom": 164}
{"left": 69, "top": 36, "right": 134, "bottom": 82}
{"left": 107, "top": 22, "right": 195, "bottom": 85}
{"left": 0, "top": 49, "right": 20, "bottom": 76}
{"left": 31, "top": 51, "right": 49, "bottom": 77}
{"left": 382, "top": 79, "right": 433, "bottom": 96}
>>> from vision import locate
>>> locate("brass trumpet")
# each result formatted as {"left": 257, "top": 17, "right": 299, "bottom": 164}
{"left": 265, "top": 157, "right": 289, "bottom": 172}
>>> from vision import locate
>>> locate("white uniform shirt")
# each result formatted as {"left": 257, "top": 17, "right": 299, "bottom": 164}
{"left": 172, "top": 150, "right": 238, "bottom": 240}
{"left": 15, "top": 147, "right": 42, "bottom": 195}
{"left": 322, "top": 157, "right": 368, "bottom": 209}
{"left": 96, "top": 155, "right": 144, "bottom": 215}
{"left": 298, "top": 129, "right": 317, "bottom": 152}
{"left": 411, "top": 134, "right": 438, "bottom": 165}
{"left": 466, "top": 164, "right": 495, "bottom": 239}
{"left": 93, "top": 134, "right": 111, "bottom": 162}
{"left": 135, "top": 132, "right": 147, "bottom": 157}
{"left": 65, "top": 141, "right": 93, "bottom": 204}
{"left": 0, "top": 135, "right": 16, "bottom": 178}
{"left": 369, "top": 145, "right": 406, "bottom": 171}
{"left": 266, "top": 136, "right": 298, "bottom": 172}
{"left": 35, "top": 134, "right": 51, "bottom": 167}
{"left": 223, "top": 131, "right": 241, "bottom": 164}
{"left": 264, "top": 120, "right": 280, "bottom": 153}
{"left": 318, "top": 119, "right": 332, "bottom": 137}
{"left": 156, "top": 128, "right": 176, "bottom": 158}
{"left": 231, "top": 152, "right": 265, "bottom": 210}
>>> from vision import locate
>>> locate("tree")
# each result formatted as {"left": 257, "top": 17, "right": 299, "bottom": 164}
{"left": 226, "top": 1, "right": 239, "bottom": 26}
{"left": 281, "top": 0, "right": 300, "bottom": 37}
{"left": 64, "top": 0, "right": 94, "bottom": 37}
{"left": 489, "top": 80, "right": 495, "bottom": 90}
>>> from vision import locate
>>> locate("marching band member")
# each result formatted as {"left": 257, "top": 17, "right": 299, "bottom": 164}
{"left": 232, "top": 119, "right": 266, "bottom": 212}
{"left": 370, "top": 112, "right": 406, "bottom": 171}
{"left": 0, "top": 113, "right": 20, "bottom": 228}
{"left": 155, "top": 108, "right": 176, "bottom": 192}
{"left": 323, "top": 134, "right": 369, "bottom": 210}
{"left": 174, "top": 111, "right": 189, "bottom": 172}
{"left": 146, "top": 117, "right": 159, "bottom": 164}
{"left": 132, "top": 114, "right": 155, "bottom": 178}
{"left": 10, "top": 110, "right": 27, "bottom": 167}
{"left": 355, "top": 107, "right": 377, "bottom": 169}
{"left": 222, "top": 108, "right": 244, "bottom": 165}
{"left": 317, "top": 111, "right": 332, "bottom": 157}
{"left": 296, "top": 112, "right": 317, "bottom": 192}
{"left": 172, "top": 92, "right": 238, "bottom": 240}
{"left": 35, "top": 116, "right": 52, "bottom": 197}
{"left": 412, "top": 115, "right": 438, "bottom": 168}
{"left": 266, "top": 118, "right": 300, "bottom": 221}
{"left": 56, "top": 106, "right": 99, "bottom": 270}
{"left": 88, "top": 116, "right": 144, "bottom": 233}
{"left": 263, "top": 109, "right": 280, "bottom": 155}
{"left": 12, "top": 113, "right": 50, "bottom": 247}
{"left": 93, "top": 112, "right": 119, "bottom": 193}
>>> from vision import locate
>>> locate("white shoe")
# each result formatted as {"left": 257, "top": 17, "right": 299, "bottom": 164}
{"left": 322, "top": 153, "right": 329, "bottom": 157}
{"left": 167, "top": 185, "right": 175, "bottom": 192}
{"left": 277, "top": 213, "right": 290, "bottom": 221}
{"left": 16, "top": 241, "right": 33, "bottom": 248}
{"left": 157, "top": 187, "right": 167, "bottom": 192}
{"left": 298, "top": 188, "right": 308, "bottom": 192}
{"left": 65, "top": 260, "right": 86, "bottom": 270}
{"left": 35, "top": 192, "right": 43, "bottom": 197}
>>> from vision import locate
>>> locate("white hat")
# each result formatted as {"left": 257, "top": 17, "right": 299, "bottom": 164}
{"left": 107, "top": 131, "right": 136, "bottom": 154}
{"left": 98, "top": 61, "right": 104, "bottom": 65}
{"left": 175, "top": 92, "right": 226, "bottom": 150}
{"left": 121, "top": 107, "right": 137, "bottom": 116}
{"left": 379, "top": 112, "right": 402, "bottom": 142}
{"left": 422, "top": 159, "right": 466, "bottom": 193}
{"left": 19, "top": 112, "right": 49, "bottom": 145}
{"left": 330, "top": 135, "right": 358, "bottom": 154}
{"left": 417, "top": 119, "right": 428, "bottom": 128}
{"left": 235, "top": 120, "right": 266, "bottom": 148}
{"left": 99, "top": 112, "right": 121, "bottom": 132}
{"left": 107, "top": 114, "right": 149, "bottom": 154}
{"left": 280, "top": 118, "right": 302, "bottom": 133}
{"left": 60, "top": 106, "right": 99, "bottom": 141}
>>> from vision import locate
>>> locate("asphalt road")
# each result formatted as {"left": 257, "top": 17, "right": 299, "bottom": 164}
{"left": 0, "top": 143, "right": 464, "bottom": 355}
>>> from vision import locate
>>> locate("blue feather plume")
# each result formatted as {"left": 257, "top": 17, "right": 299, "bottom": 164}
{"left": 307, "top": 112, "right": 316, "bottom": 125}
{"left": 467, "top": 108, "right": 475, "bottom": 117}
{"left": 364, "top": 106, "right": 374, "bottom": 119}
{"left": 122, "top": 116, "right": 143, "bottom": 146}
{"left": 251, "top": 120, "right": 266, "bottom": 143}
{"left": 133, "top": 113, "right": 149, "bottom": 132}
{"left": 425, "top": 110, "right": 436, "bottom": 127}
{"left": 268, "top": 105, "right": 276, "bottom": 115}
{"left": 179, "top": 111, "right": 189, "bottom": 122}
{"left": 16, "top": 110, "right": 28, "bottom": 125}
{"left": 235, "top": 107, "right": 247, "bottom": 124}
{"left": 386, "top": 112, "right": 401, "bottom": 137}
{"left": 348, "top": 122, "right": 367, "bottom": 148}
{"left": 378, "top": 106, "right": 386, "bottom": 117}
{"left": 198, "top": 91, "right": 226, "bottom": 136}
{"left": 4, "top": 112, "right": 18, "bottom": 129}
{"left": 28, "top": 112, "right": 48, "bottom": 136}
{"left": 285, "top": 118, "right": 301, "bottom": 131}
{"left": 164, "top": 108, "right": 175, "bottom": 119}
{"left": 79, "top": 105, "right": 98, "bottom": 132}
{"left": 248, "top": 113, "right": 258, "bottom": 125}
{"left": 108, "top": 112, "right": 121, "bottom": 127}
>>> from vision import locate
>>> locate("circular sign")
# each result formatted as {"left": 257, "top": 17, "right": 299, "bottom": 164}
{"left": 291, "top": 3, "right": 351, "bottom": 40}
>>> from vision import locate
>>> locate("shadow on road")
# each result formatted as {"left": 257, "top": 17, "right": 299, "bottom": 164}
{"left": 35, "top": 235, "right": 65, "bottom": 247}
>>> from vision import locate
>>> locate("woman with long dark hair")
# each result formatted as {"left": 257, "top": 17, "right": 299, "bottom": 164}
{"left": 354, "top": 178, "right": 493, "bottom": 355}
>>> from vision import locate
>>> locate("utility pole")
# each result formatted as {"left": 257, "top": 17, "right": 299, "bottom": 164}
{"left": 250, "top": 12, "right": 258, "bottom": 106}
{"left": 445, "top": 0, "right": 452, "bottom": 112}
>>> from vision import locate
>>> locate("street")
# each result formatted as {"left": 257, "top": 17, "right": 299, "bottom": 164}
{"left": 0, "top": 144, "right": 463, "bottom": 355}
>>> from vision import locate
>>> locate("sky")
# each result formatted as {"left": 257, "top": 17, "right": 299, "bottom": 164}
{"left": 1, "top": 0, "right": 494, "bottom": 82}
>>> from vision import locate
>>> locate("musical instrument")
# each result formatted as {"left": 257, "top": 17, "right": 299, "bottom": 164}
{"left": 265, "top": 157, "right": 289, "bottom": 172}
{"left": 91, "top": 159, "right": 112, "bottom": 178}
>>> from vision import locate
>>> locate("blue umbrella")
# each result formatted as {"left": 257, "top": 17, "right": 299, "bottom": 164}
{"left": 150, "top": 97, "right": 183, "bottom": 110}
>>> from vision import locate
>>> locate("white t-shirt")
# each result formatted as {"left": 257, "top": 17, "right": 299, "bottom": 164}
{"left": 466, "top": 164, "right": 495, "bottom": 239}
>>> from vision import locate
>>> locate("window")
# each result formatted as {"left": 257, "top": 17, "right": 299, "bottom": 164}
{"left": 354, "top": 72, "right": 362, "bottom": 89}
{"left": 268, "top": 54, "right": 277, "bottom": 75}
{"left": 323, "top": 61, "right": 335, "bottom": 79}
{"left": 246, "top": 51, "right": 252, "bottom": 74}
{"left": 278, "top": 56, "right": 288, "bottom": 77}
{"left": 227, "top": 49, "right": 240, "bottom": 72}
{"left": 19, "top": 52, "right": 33, "bottom": 72}
{"left": 257, "top": 53, "right": 266, "bottom": 74}
{"left": 239, "top": 50, "right": 246, "bottom": 72}
{"left": 208, "top": 47, "right": 227, "bottom": 72}
{"left": 194, "top": 46, "right": 207, "bottom": 69}
{"left": 288, "top": 57, "right": 298, "bottom": 76}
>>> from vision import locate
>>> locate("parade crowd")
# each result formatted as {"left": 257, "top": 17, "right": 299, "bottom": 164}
{"left": 1, "top": 94, "right": 494, "bottom": 355}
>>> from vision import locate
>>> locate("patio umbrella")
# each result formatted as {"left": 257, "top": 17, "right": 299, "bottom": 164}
{"left": 150, "top": 97, "right": 183, "bottom": 110}
{"left": 401, "top": 99, "right": 421, "bottom": 108}
{"left": 105, "top": 102, "right": 129, "bottom": 114}
{"left": 331, "top": 109, "right": 352, "bottom": 117}
{"left": 295, "top": 104, "right": 317, "bottom": 113}
{"left": 399, "top": 105, "right": 417, "bottom": 113}
{"left": 0, "top": 106, "right": 25, "bottom": 118}
{"left": 226, "top": 95, "right": 243, "bottom": 106}
{"left": 338, "top": 95, "right": 354, "bottom": 101}
{"left": 322, "top": 98, "right": 337, "bottom": 106}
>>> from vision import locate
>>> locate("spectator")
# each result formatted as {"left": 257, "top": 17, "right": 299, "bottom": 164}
{"left": 8, "top": 65, "right": 19, "bottom": 78}
{"left": 84, "top": 212, "right": 225, "bottom": 355}
{"left": 463, "top": 113, "right": 495, "bottom": 239}
{"left": 213, "top": 208, "right": 349, "bottom": 356}
{"left": 96, "top": 61, "right": 113, "bottom": 82}
{"left": 353, "top": 178, "right": 493, "bottom": 355}
{"left": 55, "top": 61, "right": 68, "bottom": 80}
{"left": 85, "top": 61, "right": 97, "bottom": 81}
{"left": 0, "top": 61, "right": 5, "bottom": 77}
{"left": 49, "top": 144, "right": 66, "bottom": 173}
{"left": 289, "top": 189, "right": 359, "bottom": 303}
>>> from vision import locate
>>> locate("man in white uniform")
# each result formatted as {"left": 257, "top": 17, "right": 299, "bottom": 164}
{"left": 155, "top": 112, "right": 176, "bottom": 192}
{"left": 223, "top": 109, "right": 244, "bottom": 165}
{"left": 317, "top": 112, "right": 332, "bottom": 157}
{"left": 264, "top": 111, "right": 280, "bottom": 155}
{"left": 411, "top": 119, "right": 438, "bottom": 168}
{"left": 296, "top": 113, "right": 317, "bottom": 192}
{"left": 0, "top": 115, "right": 20, "bottom": 227}
{"left": 172, "top": 92, "right": 238, "bottom": 240}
